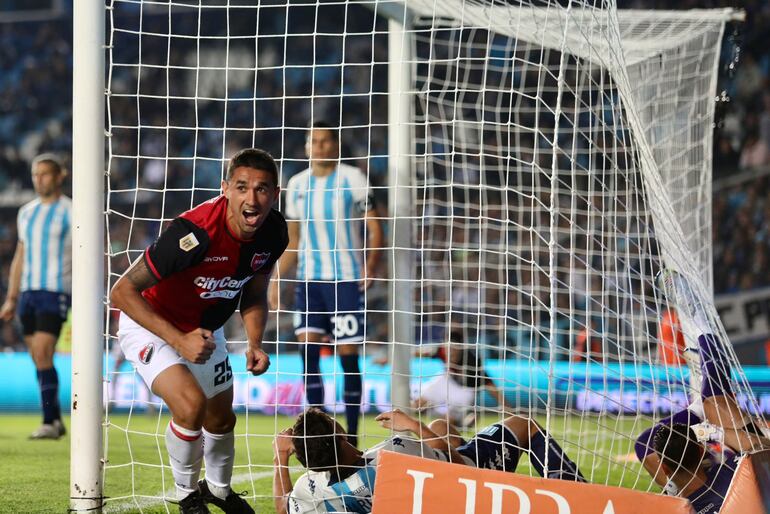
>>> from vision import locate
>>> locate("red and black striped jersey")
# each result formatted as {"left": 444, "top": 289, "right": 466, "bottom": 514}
{"left": 141, "top": 195, "right": 288, "bottom": 332}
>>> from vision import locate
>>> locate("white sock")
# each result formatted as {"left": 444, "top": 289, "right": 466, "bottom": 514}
{"left": 166, "top": 420, "right": 204, "bottom": 499}
{"left": 203, "top": 428, "right": 235, "bottom": 500}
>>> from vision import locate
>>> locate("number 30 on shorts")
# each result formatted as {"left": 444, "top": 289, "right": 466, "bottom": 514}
{"left": 331, "top": 314, "right": 359, "bottom": 338}
{"left": 214, "top": 358, "right": 233, "bottom": 386}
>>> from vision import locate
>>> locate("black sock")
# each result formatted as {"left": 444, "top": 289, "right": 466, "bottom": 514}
{"left": 340, "top": 354, "right": 362, "bottom": 441}
{"left": 302, "top": 343, "right": 324, "bottom": 407}
{"left": 529, "top": 430, "right": 585, "bottom": 482}
{"left": 37, "top": 367, "right": 61, "bottom": 425}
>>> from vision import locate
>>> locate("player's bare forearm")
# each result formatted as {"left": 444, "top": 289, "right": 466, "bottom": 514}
{"left": 110, "top": 257, "right": 184, "bottom": 347}
{"left": 378, "top": 410, "right": 467, "bottom": 464}
{"left": 241, "top": 274, "right": 271, "bottom": 348}
{"left": 272, "top": 428, "right": 294, "bottom": 514}
{"left": 487, "top": 383, "right": 510, "bottom": 412}
{"left": 0, "top": 242, "right": 23, "bottom": 320}
{"left": 414, "top": 420, "right": 466, "bottom": 463}
{"left": 272, "top": 454, "right": 293, "bottom": 514}
{"left": 276, "top": 220, "right": 300, "bottom": 279}
{"left": 364, "top": 211, "right": 383, "bottom": 276}
{"left": 5, "top": 241, "right": 23, "bottom": 302}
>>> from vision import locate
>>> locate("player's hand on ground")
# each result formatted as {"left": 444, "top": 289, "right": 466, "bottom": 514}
{"left": 273, "top": 428, "right": 295, "bottom": 461}
{"left": 376, "top": 409, "right": 418, "bottom": 432}
{"left": 0, "top": 299, "right": 16, "bottom": 321}
{"left": 246, "top": 346, "right": 271, "bottom": 375}
{"left": 175, "top": 328, "right": 216, "bottom": 364}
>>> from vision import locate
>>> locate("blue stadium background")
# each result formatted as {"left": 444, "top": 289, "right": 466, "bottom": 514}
{"left": 1, "top": 0, "right": 770, "bottom": 411}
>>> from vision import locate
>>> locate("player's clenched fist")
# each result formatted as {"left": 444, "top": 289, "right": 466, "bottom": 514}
{"left": 246, "top": 346, "right": 270, "bottom": 376}
{"left": 174, "top": 328, "right": 216, "bottom": 364}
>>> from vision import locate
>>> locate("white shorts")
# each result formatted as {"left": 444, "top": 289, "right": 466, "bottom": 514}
{"left": 417, "top": 374, "right": 477, "bottom": 416}
{"left": 118, "top": 312, "right": 233, "bottom": 399}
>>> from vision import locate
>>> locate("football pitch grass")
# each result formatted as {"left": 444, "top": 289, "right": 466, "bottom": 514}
{"left": 2, "top": 412, "right": 657, "bottom": 513}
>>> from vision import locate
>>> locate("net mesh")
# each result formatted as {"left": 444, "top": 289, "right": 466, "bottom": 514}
{"left": 102, "top": 0, "right": 760, "bottom": 511}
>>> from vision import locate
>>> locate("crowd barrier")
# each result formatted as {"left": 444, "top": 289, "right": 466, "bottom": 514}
{"left": 1, "top": 353, "right": 769, "bottom": 415}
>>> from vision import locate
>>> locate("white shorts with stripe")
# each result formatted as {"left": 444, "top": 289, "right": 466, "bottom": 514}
{"left": 118, "top": 312, "right": 233, "bottom": 399}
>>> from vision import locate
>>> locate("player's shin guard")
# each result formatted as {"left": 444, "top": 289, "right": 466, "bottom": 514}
{"left": 37, "top": 367, "right": 61, "bottom": 424}
{"left": 341, "top": 354, "right": 362, "bottom": 445}
{"left": 166, "top": 421, "right": 204, "bottom": 499}
{"left": 302, "top": 343, "right": 324, "bottom": 407}
{"left": 202, "top": 429, "right": 235, "bottom": 500}
{"left": 698, "top": 334, "right": 732, "bottom": 399}
{"left": 529, "top": 431, "right": 585, "bottom": 482}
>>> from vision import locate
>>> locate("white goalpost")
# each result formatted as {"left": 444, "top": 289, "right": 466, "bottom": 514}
{"left": 70, "top": 0, "right": 764, "bottom": 512}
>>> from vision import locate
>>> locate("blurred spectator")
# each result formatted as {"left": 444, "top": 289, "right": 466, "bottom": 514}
{"left": 2, "top": 0, "right": 770, "bottom": 359}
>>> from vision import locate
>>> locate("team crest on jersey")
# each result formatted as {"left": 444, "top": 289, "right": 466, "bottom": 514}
{"left": 179, "top": 232, "right": 200, "bottom": 252}
{"left": 138, "top": 343, "right": 155, "bottom": 364}
{"left": 250, "top": 252, "right": 271, "bottom": 271}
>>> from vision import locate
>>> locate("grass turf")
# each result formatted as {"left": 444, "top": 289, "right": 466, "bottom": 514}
{"left": 0, "top": 412, "right": 657, "bottom": 513}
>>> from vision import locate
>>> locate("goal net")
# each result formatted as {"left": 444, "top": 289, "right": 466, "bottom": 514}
{"left": 98, "top": 0, "right": 761, "bottom": 511}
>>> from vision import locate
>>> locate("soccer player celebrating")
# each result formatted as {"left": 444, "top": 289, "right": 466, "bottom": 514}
{"left": 110, "top": 149, "right": 288, "bottom": 514}
{"left": 272, "top": 407, "right": 584, "bottom": 513}
{"left": 269, "top": 120, "right": 383, "bottom": 445}
{"left": 0, "top": 154, "right": 71, "bottom": 440}
{"left": 634, "top": 270, "right": 769, "bottom": 513}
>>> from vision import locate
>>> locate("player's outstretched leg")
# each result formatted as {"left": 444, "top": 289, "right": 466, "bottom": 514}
{"left": 656, "top": 269, "right": 752, "bottom": 430}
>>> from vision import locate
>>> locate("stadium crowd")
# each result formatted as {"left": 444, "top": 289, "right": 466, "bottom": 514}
{"left": 1, "top": 0, "right": 770, "bottom": 355}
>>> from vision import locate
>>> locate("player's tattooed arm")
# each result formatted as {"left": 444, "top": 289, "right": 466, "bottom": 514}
{"left": 124, "top": 257, "right": 159, "bottom": 292}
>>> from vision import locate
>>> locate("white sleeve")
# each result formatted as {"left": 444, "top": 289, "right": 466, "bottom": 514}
{"left": 287, "top": 479, "right": 327, "bottom": 514}
{"left": 283, "top": 177, "right": 300, "bottom": 220}
{"left": 347, "top": 168, "right": 375, "bottom": 214}
{"left": 16, "top": 206, "right": 25, "bottom": 244}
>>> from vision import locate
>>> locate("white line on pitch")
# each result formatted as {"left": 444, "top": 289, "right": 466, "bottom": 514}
{"left": 103, "top": 468, "right": 301, "bottom": 513}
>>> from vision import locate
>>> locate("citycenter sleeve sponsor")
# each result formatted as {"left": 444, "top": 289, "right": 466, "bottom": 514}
{"left": 194, "top": 275, "right": 253, "bottom": 299}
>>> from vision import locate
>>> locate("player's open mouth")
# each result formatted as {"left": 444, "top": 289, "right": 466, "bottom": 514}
{"left": 242, "top": 208, "right": 260, "bottom": 226}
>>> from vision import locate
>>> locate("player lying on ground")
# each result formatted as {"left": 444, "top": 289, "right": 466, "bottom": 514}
{"left": 272, "top": 407, "right": 585, "bottom": 513}
{"left": 412, "top": 329, "right": 510, "bottom": 427}
{"left": 635, "top": 270, "right": 770, "bottom": 513}
{"left": 110, "top": 149, "right": 288, "bottom": 514}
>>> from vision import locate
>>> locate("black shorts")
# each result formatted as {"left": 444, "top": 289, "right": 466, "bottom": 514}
{"left": 18, "top": 290, "right": 70, "bottom": 337}
{"left": 456, "top": 423, "right": 522, "bottom": 472}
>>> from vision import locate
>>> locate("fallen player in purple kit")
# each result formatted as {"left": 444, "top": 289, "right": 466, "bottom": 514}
{"left": 635, "top": 270, "right": 770, "bottom": 514}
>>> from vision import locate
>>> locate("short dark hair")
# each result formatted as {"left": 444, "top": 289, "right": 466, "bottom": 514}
{"left": 307, "top": 120, "right": 339, "bottom": 142}
{"left": 292, "top": 408, "right": 344, "bottom": 471}
{"left": 32, "top": 153, "right": 64, "bottom": 175}
{"left": 226, "top": 148, "right": 279, "bottom": 186}
{"left": 653, "top": 423, "right": 704, "bottom": 475}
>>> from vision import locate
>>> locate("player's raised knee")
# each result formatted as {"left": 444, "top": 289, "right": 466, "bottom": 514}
{"left": 169, "top": 388, "right": 207, "bottom": 429}
{"left": 502, "top": 414, "right": 539, "bottom": 444}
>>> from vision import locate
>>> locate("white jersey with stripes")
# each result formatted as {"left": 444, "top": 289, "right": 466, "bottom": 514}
{"left": 17, "top": 196, "right": 72, "bottom": 294}
{"left": 284, "top": 163, "right": 372, "bottom": 282}
{"left": 287, "top": 436, "right": 448, "bottom": 513}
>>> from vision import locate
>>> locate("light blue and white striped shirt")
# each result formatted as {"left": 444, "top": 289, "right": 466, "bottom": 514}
{"left": 284, "top": 163, "right": 372, "bottom": 281}
{"left": 288, "top": 437, "right": 448, "bottom": 513}
{"left": 17, "top": 196, "right": 72, "bottom": 294}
